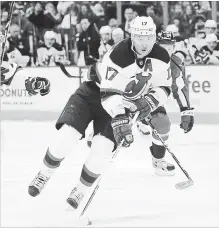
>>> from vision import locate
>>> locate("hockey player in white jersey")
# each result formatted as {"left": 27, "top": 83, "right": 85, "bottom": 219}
{"left": 66, "top": 16, "right": 194, "bottom": 209}
{"left": 27, "top": 17, "right": 193, "bottom": 211}
{"left": 1, "top": 60, "right": 50, "bottom": 96}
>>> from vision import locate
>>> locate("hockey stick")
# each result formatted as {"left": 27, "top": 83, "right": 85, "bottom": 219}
{"left": 146, "top": 120, "right": 194, "bottom": 190}
{"left": 80, "top": 111, "right": 140, "bottom": 218}
{"left": 59, "top": 63, "right": 82, "bottom": 78}
{"left": 0, "top": 1, "right": 15, "bottom": 65}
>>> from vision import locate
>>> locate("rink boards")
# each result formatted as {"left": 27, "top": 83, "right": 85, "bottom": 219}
{"left": 1, "top": 65, "right": 218, "bottom": 123}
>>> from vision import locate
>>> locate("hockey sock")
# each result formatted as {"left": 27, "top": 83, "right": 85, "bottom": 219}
{"left": 41, "top": 125, "right": 81, "bottom": 174}
{"left": 150, "top": 143, "right": 166, "bottom": 159}
{"left": 77, "top": 135, "right": 114, "bottom": 191}
{"left": 43, "top": 147, "right": 64, "bottom": 169}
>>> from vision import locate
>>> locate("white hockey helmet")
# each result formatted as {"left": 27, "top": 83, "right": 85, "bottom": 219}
{"left": 99, "top": 25, "right": 112, "bottom": 35}
{"left": 205, "top": 20, "right": 217, "bottom": 28}
{"left": 131, "top": 16, "right": 156, "bottom": 36}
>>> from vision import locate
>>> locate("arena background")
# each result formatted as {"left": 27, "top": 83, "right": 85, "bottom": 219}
{"left": 1, "top": 1, "right": 219, "bottom": 123}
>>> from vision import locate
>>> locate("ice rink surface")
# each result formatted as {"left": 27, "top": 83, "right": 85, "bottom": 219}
{"left": 1, "top": 120, "right": 219, "bottom": 227}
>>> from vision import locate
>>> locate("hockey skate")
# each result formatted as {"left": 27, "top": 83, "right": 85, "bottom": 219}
{"left": 152, "top": 156, "right": 175, "bottom": 176}
{"left": 28, "top": 171, "right": 51, "bottom": 197}
{"left": 66, "top": 187, "right": 85, "bottom": 209}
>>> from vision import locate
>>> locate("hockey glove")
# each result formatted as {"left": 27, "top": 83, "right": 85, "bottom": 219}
{"left": 180, "top": 108, "right": 194, "bottom": 133}
{"left": 25, "top": 77, "right": 50, "bottom": 96}
{"left": 131, "top": 95, "right": 158, "bottom": 121}
{"left": 193, "top": 47, "right": 210, "bottom": 64}
{"left": 111, "top": 114, "right": 134, "bottom": 147}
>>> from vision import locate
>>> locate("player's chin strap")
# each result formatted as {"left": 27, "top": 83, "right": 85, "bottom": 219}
{"left": 80, "top": 111, "right": 140, "bottom": 218}
{"left": 145, "top": 117, "right": 194, "bottom": 190}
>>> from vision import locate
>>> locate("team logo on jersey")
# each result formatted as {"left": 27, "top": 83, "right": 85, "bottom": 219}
{"left": 124, "top": 58, "right": 153, "bottom": 100}
{"left": 106, "top": 67, "right": 118, "bottom": 81}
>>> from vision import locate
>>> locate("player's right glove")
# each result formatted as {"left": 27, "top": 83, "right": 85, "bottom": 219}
{"left": 130, "top": 95, "right": 158, "bottom": 121}
{"left": 111, "top": 114, "right": 134, "bottom": 147}
{"left": 25, "top": 77, "right": 50, "bottom": 96}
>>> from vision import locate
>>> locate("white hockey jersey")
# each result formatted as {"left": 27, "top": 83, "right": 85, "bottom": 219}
{"left": 94, "top": 38, "right": 172, "bottom": 117}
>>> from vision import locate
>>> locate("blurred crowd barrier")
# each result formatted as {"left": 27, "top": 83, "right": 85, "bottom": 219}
{"left": 1, "top": 65, "right": 219, "bottom": 123}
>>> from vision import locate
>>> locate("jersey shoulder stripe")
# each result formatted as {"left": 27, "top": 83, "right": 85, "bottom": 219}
{"left": 109, "top": 38, "right": 135, "bottom": 68}
{"left": 148, "top": 44, "right": 170, "bottom": 64}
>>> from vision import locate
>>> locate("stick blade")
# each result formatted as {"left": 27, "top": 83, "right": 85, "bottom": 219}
{"left": 175, "top": 180, "right": 194, "bottom": 190}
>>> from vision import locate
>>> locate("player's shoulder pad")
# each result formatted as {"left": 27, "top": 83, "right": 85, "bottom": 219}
{"left": 148, "top": 44, "right": 170, "bottom": 64}
{"left": 109, "top": 38, "right": 135, "bottom": 68}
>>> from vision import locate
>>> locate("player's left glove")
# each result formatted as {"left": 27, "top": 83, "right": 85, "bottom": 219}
{"left": 25, "top": 77, "right": 50, "bottom": 96}
{"left": 180, "top": 107, "right": 194, "bottom": 133}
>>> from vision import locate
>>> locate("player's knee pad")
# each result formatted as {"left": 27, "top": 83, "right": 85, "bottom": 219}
{"left": 49, "top": 124, "right": 81, "bottom": 160}
{"left": 151, "top": 112, "right": 171, "bottom": 146}
{"left": 150, "top": 143, "right": 166, "bottom": 159}
{"left": 84, "top": 135, "right": 114, "bottom": 175}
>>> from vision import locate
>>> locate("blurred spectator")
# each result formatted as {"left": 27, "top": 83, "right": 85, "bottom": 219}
{"left": 11, "top": 5, "right": 34, "bottom": 45}
{"left": 112, "top": 28, "right": 124, "bottom": 44}
{"left": 108, "top": 18, "right": 118, "bottom": 31}
{"left": 192, "top": 34, "right": 219, "bottom": 65}
{"left": 57, "top": 1, "right": 74, "bottom": 16}
{"left": 195, "top": 19, "right": 218, "bottom": 49}
{"left": 172, "top": 16, "right": 180, "bottom": 30}
{"left": 77, "top": 4, "right": 95, "bottom": 22}
{"left": 8, "top": 24, "right": 30, "bottom": 57}
{"left": 37, "top": 31, "right": 69, "bottom": 66}
{"left": 1, "top": 10, "right": 9, "bottom": 29}
{"left": 120, "top": 8, "right": 134, "bottom": 38}
{"left": 92, "top": 3, "right": 108, "bottom": 29}
{"left": 180, "top": 4, "right": 196, "bottom": 38}
{"left": 5, "top": 24, "right": 30, "bottom": 66}
{"left": 26, "top": 2, "right": 61, "bottom": 29}
{"left": 146, "top": 6, "right": 163, "bottom": 33}
{"left": 172, "top": 3, "right": 184, "bottom": 19}
{"left": 61, "top": 4, "right": 79, "bottom": 29}
{"left": 77, "top": 18, "right": 100, "bottom": 66}
{"left": 98, "top": 25, "right": 113, "bottom": 59}
{"left": 205, "top": 20, "right": 217, "bottom": 36}
{"left": 192, "top": 1, "right": 212, "bottom": 20}
{"left": 133, "top": 10, "right": 139, "bottom": 19}
{"left": 166, "top": 24, "right": 183, "bottom": 41}
{"left": 76, "top": 23, "right": 83, "bottom": 34}
{"left": 193, "top": 14, "right": 206, "bottom": 38}
{"left": 44, "top": 2, "right": 62, "bottom": 24}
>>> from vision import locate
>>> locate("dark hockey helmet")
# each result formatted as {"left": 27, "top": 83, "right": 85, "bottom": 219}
{"left": 156, "top": 31, "right": 175, "bottom": 44}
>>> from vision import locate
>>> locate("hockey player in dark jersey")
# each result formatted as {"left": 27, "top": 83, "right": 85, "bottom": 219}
{"left": 137, "top": 31, "right": 194, "bottom": 137}
{"left": 156, "top": 30, "right": 194, "bottom": 133}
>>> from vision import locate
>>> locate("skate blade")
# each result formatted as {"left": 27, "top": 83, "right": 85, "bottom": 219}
{"left": 175, "top": 180, "right": 194, "bottom": 190}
